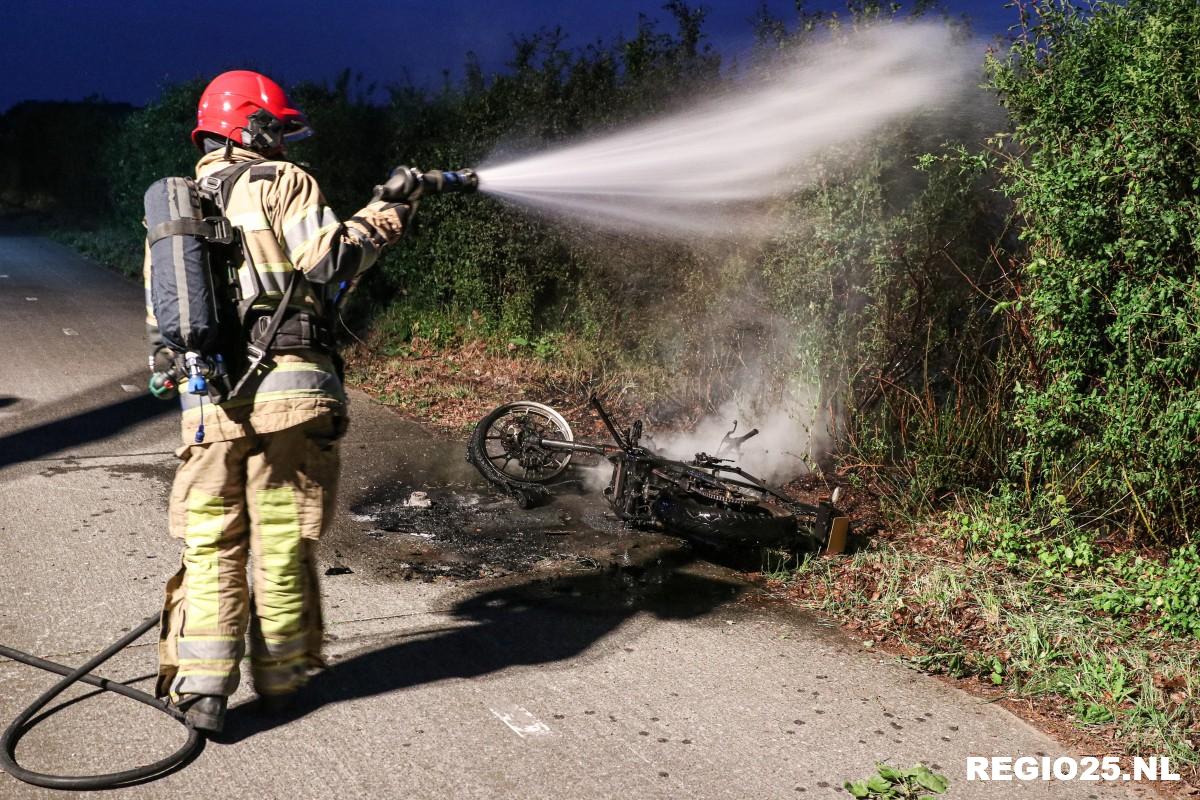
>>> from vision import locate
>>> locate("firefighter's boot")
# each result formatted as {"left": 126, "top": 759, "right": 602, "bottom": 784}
{"left": 174, "top": 694, "right": 227, "bottom": 733}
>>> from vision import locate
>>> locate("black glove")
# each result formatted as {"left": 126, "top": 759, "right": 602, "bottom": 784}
{"left": 373, "top": 166, "right": 424, "bottom": 203}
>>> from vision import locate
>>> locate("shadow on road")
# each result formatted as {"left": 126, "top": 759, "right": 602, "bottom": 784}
{"left": 218, "top": 546, "right": 739, "bottom": 743}
{"left": 0, "top": 382, "right": 173, "bottom": 468}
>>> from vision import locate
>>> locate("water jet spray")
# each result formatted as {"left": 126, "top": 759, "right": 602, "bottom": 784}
{"left": 471, "top": 24, "right": 975, "bottom": 238}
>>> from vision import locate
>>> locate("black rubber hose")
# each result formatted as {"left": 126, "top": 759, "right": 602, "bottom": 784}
{"left": 0, "top": 614, "right": 204, "bottom": 790}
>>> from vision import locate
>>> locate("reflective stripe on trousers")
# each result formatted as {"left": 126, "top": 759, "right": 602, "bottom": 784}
{"left": 157, "top": 415, "right": 338, "bottom": 699}
{"left": 177, "top": 362, "right": 345, "bottom": 414}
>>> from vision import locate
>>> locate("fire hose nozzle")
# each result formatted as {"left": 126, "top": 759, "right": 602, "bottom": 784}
{"left": 420, "top": 168, "right": 479, "bottom": 194}
{"left": 374, "top": 166, "right": 479, "bottom": 202}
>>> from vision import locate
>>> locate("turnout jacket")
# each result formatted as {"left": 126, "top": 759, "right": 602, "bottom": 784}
{"left": 144, "top": 146, "right": 394, "bottom": 443}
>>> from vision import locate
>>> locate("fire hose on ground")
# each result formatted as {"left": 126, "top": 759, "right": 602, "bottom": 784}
{"left": 0, "top": 615, "right": 204, "bottom": 790}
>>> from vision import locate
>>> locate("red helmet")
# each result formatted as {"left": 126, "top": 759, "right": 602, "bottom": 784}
{"left": 192, "top": 70, "right": 311, "bottom": 151}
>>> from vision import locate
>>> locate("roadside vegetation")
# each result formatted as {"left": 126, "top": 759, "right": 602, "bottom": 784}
{"left": 844, "top": 763, "right": 948, "bottom": 799}
{"left": 2, "top": 0, "right": 1196, "bottom": 780}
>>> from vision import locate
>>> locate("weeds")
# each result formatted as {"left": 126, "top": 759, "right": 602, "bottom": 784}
{"left": 773, "top": 532, "right": 1200, "bottom": 774}
{"left": 953, "top": 490, "right": 1200, "bottom": 637}
{"left": 844, "top": 763, "right": 948, "bottom": 799}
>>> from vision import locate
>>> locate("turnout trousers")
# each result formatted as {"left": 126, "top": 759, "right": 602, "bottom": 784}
{"left": 156, "top": 415, "right": 340, "bottom": 700}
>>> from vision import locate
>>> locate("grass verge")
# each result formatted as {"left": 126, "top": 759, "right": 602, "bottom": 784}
{"left": 762, "top": 513, "right": 1200, "bottom": 788}
{"left": 342, "top": 328, "right": 682, "bottom": 436}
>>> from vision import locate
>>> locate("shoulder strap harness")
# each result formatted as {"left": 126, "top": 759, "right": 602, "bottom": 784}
{"left": 205, "top": 162, "right": 307, "bottom": 400}
{"left": 143, "top": 161, "right": 258, "bottom": 247}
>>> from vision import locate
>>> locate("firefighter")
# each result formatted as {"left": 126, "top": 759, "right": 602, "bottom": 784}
{"left": 148, "top": 70, "right": 413, "bottom": 733}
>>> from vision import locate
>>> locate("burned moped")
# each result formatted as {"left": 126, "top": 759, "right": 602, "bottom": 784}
{"left": 467, "top": 396, "right": 848, "bottom": 552}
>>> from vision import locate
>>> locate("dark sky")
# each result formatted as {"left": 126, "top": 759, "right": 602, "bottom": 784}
{"left": 0, "top": 0, "right": 1016, "bottom": 113}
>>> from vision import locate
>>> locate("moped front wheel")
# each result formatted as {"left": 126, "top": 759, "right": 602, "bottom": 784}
{"left": 467, "top": 401, "right": 575, "bottom": 486}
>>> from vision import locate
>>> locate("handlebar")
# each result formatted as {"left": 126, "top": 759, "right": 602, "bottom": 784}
{"left": 717, "top": 421, "right": 759, "bottom": 458}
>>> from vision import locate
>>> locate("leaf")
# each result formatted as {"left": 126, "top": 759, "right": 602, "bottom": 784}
{"left": 914, "top": 768, "right": 949, "bottom": 794}
{"left": 876, "top": 765, "right": 903, "bottom": 782}
{"left": 867, "top": 774, "right": 893, "bottom": 793}
{"left": 843, "top": 780, "right": 870, "bottom": 799}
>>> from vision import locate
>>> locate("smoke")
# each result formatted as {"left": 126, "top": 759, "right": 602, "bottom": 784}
{"left": 568, "top": 394, "right": 827, "bottom": 490}
{"left": 476, "top": 23, "right": 976, "bottom": 238}
{"left": 577, "top": 461, "right": 616, "bottom": 495}
{"left": 643, "top": 394, "right": 829, "bottom": 485}
{"left": 470, "top": 23, "right": 992, "bottom": 485}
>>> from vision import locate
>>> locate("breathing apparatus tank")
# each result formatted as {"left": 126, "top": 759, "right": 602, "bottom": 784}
{"left": 143, "top": 170, "right": 249, "bottom": 405}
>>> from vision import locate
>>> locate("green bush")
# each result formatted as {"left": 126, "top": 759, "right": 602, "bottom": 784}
{"left": 349, "top": 4, "right": 726, "bottom": 349}
{"left": 760, "top": 136, "right": 1015, "bottom": 499}
{"left": 102, "top": 80, "right": 204, "bottom": 226}
{"left": 989, "top": 0, "right": 1200, "bottom": 540}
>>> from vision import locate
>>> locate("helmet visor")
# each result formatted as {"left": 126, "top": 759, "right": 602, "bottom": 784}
{"left": 282, "top": 116, "right": 312, "bottom": 144}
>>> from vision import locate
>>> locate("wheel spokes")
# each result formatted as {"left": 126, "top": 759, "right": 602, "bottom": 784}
{"left": 478, "top": 403, "right": 575, "bottom": 483}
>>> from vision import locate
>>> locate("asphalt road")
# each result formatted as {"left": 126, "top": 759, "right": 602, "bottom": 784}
{"left": 0, "top": 231, "right": 1166, "bottom": 799}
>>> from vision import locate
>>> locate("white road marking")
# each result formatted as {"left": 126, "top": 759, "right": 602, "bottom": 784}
{"left": 25, "top": 297, "right": 37, "bottom": 301}
{"left": 625, "top": 743, "right": 653, "bottom": 765}
{"left": 490, "top": 705, "right": 552, "bottom": 739}
{"left": 62, "top": 328, "right": 78, "bottom": 336}
{"left": 120, "top": 384, "right": 140, "bottom": 393}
